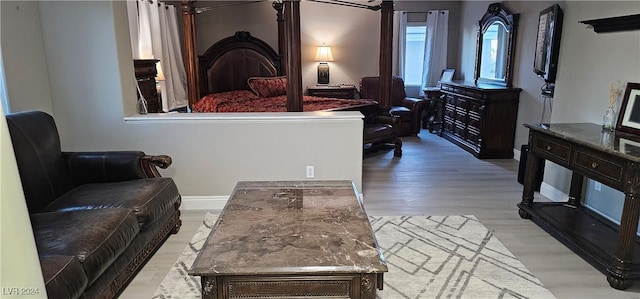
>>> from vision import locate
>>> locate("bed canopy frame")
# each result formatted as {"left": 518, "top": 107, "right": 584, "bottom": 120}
{"left": 179, "top": 0, "right": 394, "bottom": 113}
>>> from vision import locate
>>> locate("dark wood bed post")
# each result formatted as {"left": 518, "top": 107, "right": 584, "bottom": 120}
{"left": 378, "top": 0, "right": 394, "bottom": 113}
{"left": 273, "top": 1, "right": 286, "bottom": 75}
{"left": 284, "top": 0, "right": 303, "bottom": 112}
{"left": 181, "top": 0, "right": 199, "bottom": 108}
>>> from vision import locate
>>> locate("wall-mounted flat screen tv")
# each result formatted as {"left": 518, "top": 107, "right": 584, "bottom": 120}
{"left": 534, "top": 4, "right": 563, "bottom": 83}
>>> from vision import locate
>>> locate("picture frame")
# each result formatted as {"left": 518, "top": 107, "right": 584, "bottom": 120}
{"left": 616, "top": 82, "right": 640, "bottom": 135}
{"left": 619, "top": 137, "right": 640, "bottom": 156}
{"left": 435, "top": 69, "right": 455, "bottom": 88}
{"left": 440, "top": 69, "right": 455, "bottom": 82}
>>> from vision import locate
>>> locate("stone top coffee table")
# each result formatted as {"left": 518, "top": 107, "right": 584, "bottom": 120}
{"left": 189, "top": 181, "right": 387, "bottom": 299}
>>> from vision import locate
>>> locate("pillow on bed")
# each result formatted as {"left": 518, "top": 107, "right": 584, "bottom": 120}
{"left": 247, "top": 76, "right": 287, "bottom": 98}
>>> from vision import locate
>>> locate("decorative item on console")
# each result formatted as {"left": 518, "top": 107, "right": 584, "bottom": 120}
{"left": 615, "top": 82, "right": 640, "bottom": 135}
{"left": 603, "top": 81, "right": 624, "bottom": 132}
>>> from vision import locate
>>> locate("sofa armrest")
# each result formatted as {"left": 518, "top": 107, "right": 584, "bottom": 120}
{"left": 141, "top": 154, "right": 172, "bottom": 178}
{"left": 62, "top": 151, "right": 172, "bottom": 185}
{"left": 400, "top": 97, "right": 427, "bottom": 110}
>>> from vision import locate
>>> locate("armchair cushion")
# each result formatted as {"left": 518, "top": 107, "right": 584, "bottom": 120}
{"left": 40, "top": 256, "right": 87, "bottom": 299}
{"left": 31, "top": 209, "right": 140, "bottom": 285}
{"left": 44, "top": 178, "right": 179, "bottom": 229}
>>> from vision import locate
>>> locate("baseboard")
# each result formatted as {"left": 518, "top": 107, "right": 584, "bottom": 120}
{"left": 181, "top": 196, "right": 229, "bottom": 210}
{"left": 539, "top": 182, "right": 568, "bottom": 202}
{"left": 513, "top": 147, "right": 521, "bottom": 161}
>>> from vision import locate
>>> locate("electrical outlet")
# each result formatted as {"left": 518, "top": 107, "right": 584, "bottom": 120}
{"left": 594, "top": 182, "right": 602, "bottom": 191}
{"left": 306, "top": 166, "right": 314, "bottom": 178}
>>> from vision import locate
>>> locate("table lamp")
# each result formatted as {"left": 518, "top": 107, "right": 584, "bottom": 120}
{"left": 314, "top": 45, "right": 334, "bottom": 85}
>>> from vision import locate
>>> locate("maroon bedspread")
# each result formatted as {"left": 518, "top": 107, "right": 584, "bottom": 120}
{"left": 192, "top": 90, "right": 377, "bottom": 113}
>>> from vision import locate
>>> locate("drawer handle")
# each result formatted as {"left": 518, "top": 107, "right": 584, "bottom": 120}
{"left": 591, "top": 162, "right": 599, "bottom": 169}
{"left": 546, "top": 145, "right": 552, "bottom": 151}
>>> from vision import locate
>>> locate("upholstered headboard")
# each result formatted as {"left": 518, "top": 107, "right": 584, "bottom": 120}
{"left": 198, "top": 31, "right": 282, "bottom": 97}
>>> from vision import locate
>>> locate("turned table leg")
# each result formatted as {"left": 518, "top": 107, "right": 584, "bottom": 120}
{"left": 567, "top": 172, "right": 584, "bottom": 206}
{"left": 518, "top": 144, "right": 541, "bottom": 219}
{"left": 608, "top": 163, "right": 640, "bottom": 290}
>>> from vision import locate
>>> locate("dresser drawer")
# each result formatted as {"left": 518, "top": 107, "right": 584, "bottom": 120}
{"left": 573, "top": 148, "right": 625, "bottom": 185}
{"left": 468, "top": 110, "right": 482, "bottom": 130}
{"left": 443, "top": 118, "right": 455, "bottom": 132}
{"left": 532, "top": 135, "right": 571, "bottom": 165}
{"left": 454, "top": 121, "right": 466, "bottom": 137}
{"left": 467, "top": 126, "right": 482, "bottom": 147}
{"left": 467, "top": 101, "right": 483, "bottom": 114}
{"left": 454, "top": 109, "right": 466, "bottom": 122}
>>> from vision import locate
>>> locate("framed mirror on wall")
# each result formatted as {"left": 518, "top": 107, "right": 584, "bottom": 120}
{"left": 474, "top": 3, "right": 519, "bottom": 87}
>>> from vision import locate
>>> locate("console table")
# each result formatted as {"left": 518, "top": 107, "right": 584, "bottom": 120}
{"left": 518, "top": 123, "right": 640, "bottom": 290}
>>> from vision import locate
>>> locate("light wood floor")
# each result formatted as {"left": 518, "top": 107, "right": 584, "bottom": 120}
{"left": 121, "top": 129, "right": 640, "bottom": 299}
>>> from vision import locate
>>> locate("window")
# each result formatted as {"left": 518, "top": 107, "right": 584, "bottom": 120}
{"left": 403, "top": 24, "right": 426, "bottom": 85}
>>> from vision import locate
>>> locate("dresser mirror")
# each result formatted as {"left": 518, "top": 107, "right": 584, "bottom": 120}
{"left": 474, "top": 3, "right": 519, "bottom": 87}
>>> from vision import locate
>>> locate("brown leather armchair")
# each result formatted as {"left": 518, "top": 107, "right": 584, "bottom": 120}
{"left": 6, "top": 111, "right": 182, "bottom": 299}
{"left": 359, "top": 76, "right": 427, "bottom": 136}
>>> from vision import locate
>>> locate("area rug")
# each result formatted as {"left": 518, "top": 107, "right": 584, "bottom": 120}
{"left": 152, "top": 213, "right": 556, "bottom": 299}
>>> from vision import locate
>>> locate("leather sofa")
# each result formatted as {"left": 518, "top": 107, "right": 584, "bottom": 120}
{"left": 359, "top": 76, "right": 427, "bottom": 136}
{"left": 6, "top": 111, "right": 182, "bottom": 299}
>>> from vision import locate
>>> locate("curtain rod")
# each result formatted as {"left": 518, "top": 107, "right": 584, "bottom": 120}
{"left": 142, "top": 0, "right": 170, "bottom": 9}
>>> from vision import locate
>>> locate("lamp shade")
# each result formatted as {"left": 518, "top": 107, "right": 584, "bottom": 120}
{"left": 314, "top": 46, "right": 334, "bottom": 62}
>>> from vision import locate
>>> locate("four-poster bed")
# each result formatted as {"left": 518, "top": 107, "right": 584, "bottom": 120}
{"left": 178, "top": 0, "right": 395, "bottom": 114}
{"left": 192, "top": 31, "right": 379, "bottom": 113}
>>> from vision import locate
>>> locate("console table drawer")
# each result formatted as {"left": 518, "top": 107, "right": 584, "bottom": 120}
{"left": 532, "top": 135, "right": 571, "bottom": 165}
{"left": 573, "top": 149, "right": 625, "bottom": 186}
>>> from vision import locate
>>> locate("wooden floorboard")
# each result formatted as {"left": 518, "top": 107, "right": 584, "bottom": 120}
{"left": 121, "top": 129, "right": 640, "bottom": 298}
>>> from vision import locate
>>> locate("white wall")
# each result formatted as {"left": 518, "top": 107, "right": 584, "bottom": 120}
{"left": 0, "top": 1, "right": 53, "bottom": 114}
{"left": 2, "top": 1, "right": 365, "bottom": 198}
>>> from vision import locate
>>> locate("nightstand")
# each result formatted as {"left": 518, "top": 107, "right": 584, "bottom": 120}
{"left": 307, "top": 85, "right": 357, "bottom": 99}
{"left": 134, "top": 59, "right": 161, "bottom": 113}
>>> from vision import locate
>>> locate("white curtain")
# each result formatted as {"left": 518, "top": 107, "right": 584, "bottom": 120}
{"left": 128, "top": 0, "right": 187, "bottom": 112}
{"left": 420, "top": 10, "right": 449, "bottom": 95}
{"left": 392, "top": 11, "right": 407, "bottom": 78}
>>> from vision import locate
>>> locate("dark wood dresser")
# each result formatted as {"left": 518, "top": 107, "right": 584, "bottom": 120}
{"left": 439, "top": 81, "right": 522, "bottom": 159}
{"left": 133, "top": 59, "right": 161, "bottom": 113}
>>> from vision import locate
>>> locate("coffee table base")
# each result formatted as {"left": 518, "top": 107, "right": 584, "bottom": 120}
{"left": 202, "top": 273, "right": 383, "bottom": 299}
